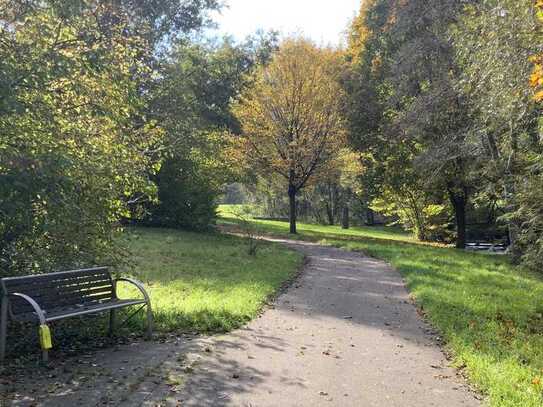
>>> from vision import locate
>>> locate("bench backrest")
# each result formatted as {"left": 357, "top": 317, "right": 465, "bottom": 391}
{"left": 0, "top": 267, "right": 115, "bottom": 317}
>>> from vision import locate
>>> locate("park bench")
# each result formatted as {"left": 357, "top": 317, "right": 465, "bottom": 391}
{"left": 0, "top": 267, "right": 153, "bottom": 363}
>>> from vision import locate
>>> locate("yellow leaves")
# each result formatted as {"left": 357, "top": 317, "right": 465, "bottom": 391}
{"left": 537, "top": 0, "right": 543, "bottom": 20}
{"left": 530, "top": 2, "right": 543, "bottom": 102}
{"left": 347, "top": 0, "right": 381, "bottom": 63}
{"left": 529, "top": 55, "right": 541, "bottom": 64}
{"left": 371, "top": 55, "right": 383, "bottom": 73}
{"left": 529, "top": 65, "right": 542, "bottom": 90}
{"left": 151, "top": 161, "right": 162, "bottom": 174}
{"left": 532, "top": 64, "right": 543, "bottom": 96}
{"left": 235, "top": 38, "right": 346, "bottom": 186}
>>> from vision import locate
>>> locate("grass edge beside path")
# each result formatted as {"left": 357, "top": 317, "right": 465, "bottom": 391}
{"left": 119, "top": 227, "right": 304, "bottom": 334}
{"left": 218, "top": 205, "right": 543, "bottom": 407}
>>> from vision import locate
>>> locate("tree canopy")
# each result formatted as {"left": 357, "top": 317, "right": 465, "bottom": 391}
{"left": 0, "top": 0, "right": 225, "bottom": 274}
{"left": 1, "top": 0, "right": 542, "bottom": 275}
{"left": 234, "top": 38, "right": 346, "bottom": 233}
{"left": 342, "top": 0, "right": 542, "bottom": 259}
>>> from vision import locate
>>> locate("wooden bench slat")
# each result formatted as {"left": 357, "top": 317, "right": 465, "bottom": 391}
{"left": 2, "top": 268, "right": 115, "bottom": 318}
{"left": 1, "top": 267, "right": 109, "bottom": 283}
{"left": 4, "top": 287, "right": 110, "bottom": 302}
{"left": 12, "top": 288, "right": 112, "bottom": 306}
{"left": 6, "top": 281, "right": 113, "bottom": 299}
{"left": 9, "top": 290, "right": 115, "bottom": 315}
{"left": 4, "top": 274, "right": 111, "bottom": 292}
{"left": 11, "top": 288, "right": 113, "bottom": 309}
{"left": 3, "top": 268, "right": 110, "bottom": 281}
{"left": 15, "top": 280, "right": 114, "bottom": 296}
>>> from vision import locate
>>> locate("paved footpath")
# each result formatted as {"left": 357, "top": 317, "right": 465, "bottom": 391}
{"left": 3, "top": 240, "right": 481, "bottom": 407}
{"left": 173, "top": 239, "right": 480, "bottom": 407}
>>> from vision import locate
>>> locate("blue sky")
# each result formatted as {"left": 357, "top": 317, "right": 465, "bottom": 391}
{"left": 209, "top": 0, "right": 362, "bottom": 46}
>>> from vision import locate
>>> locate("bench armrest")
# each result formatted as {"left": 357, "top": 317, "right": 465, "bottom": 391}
{"left": 114, "top": 277, "right": 152, "bottom": 305}
{"left": 9, "top": 293, "right": 47, "bottom": 324}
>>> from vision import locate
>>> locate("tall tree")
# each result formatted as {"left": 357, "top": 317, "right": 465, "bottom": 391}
{"left": 391, "top": 1, "right": 475, "bottom": 248}
{"left": 345, "top": 0, "right": 475, "bottom": 247}
{"left": 0, "top": 1, "right": 160, "bottom": 274}
{"left": 234, "top": 38, "right": 346, "bottom": 233}
{"left": 453, "top": 0, "right": 541, "bottom": 258}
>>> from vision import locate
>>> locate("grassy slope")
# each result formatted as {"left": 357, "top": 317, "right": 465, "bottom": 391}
{"left": 3, "top": 227, "right": 302, "bottom": 362}
{"left": 219, "top": 205, "right": 543, "bottom": 407}
{"left": 119, "top": 227, "right": 302, "bottom": 333}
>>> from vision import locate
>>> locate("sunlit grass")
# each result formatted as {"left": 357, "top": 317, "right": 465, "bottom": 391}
{"left": 3, "top": 227, "right": 302, "bottom": 361}
{"left": 218, "top": 204, "right": 543, "bottom": 407}
{"left": 118, "top": 227, "right": 302, "bottom": 332}
{"left": 218, "top": 203, "right": 416, "bottom": 243}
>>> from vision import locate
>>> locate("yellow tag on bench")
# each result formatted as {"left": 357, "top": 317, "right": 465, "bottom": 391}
{"left": 39, "top": 324, "right": 52, "bottom": 350}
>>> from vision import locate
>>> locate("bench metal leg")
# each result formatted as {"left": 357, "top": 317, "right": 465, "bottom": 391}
{"left": 109, "top": 309, "right": 116, "bottom": 336}
{"left": 0, "top": 296, "right": 8, "bottom": 363}
{"left": 113, "top": 277, "right": 153, "bottom": 340}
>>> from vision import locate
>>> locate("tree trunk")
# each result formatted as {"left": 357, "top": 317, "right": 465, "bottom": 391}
{"left": 326, "top": 203, "right": 334, "bottom": 225}
{"left": 406, "top": 193, "right": 427, "bottom": 241}
{"left": 448, "top": 189, "right": 467, "bottom": 249}
{"left": 366, "top": 207, "right": 375, "bottom": 226}
{"left": 503, "top": 179, "right": 520, "bottom": 256}
{"left": 326, "top": 184, "right": 335, "bottom": 225}
{"left": 288, "top": 184, "right": 297, "bottom": 234}
{"left": 341, "top": 206, "right": 349, "bottom": 229}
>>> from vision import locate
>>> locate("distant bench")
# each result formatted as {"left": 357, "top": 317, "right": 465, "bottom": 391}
{"left": 0, "top": 267, "right": 153, "bottom": 362}
{"left": 465, "top": 242, "right": 508, "bottom": 253}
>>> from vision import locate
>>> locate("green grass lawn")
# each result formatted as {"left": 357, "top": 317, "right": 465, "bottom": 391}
{"left": 118, "top": 227, "right": 302, "bottom": 333}
{"left": 3, "top": 226, "right": 302, "bottom": 363}
{"left": 219, "top": 204, "right": 415, "bottom": 243}
{"left": 218, "top": 204, "right": 543, "bottom": 407}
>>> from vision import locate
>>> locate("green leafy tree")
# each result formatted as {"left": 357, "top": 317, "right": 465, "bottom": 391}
{"left": 0, "top": 0, "right": 216, "bottom": 275}
{"left": 453, "top": 0, "right": 541, "bottom": 260}
{"left": 144, "top": 35, "right": 277, "bottom": 229}
{"left": 345, "top": 0, "right": 477, "bottom": 247}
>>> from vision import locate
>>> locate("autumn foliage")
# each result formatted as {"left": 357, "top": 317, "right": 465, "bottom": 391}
{"left": 531, "top": 0, "right": 543, "bottom": 102}
{"left": 234, "top": 38, "right": 346, "bottom": 233}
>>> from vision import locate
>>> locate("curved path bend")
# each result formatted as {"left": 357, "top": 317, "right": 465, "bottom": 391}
{"left": 175, "top": 239, "right": 480, "bottom": 407}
